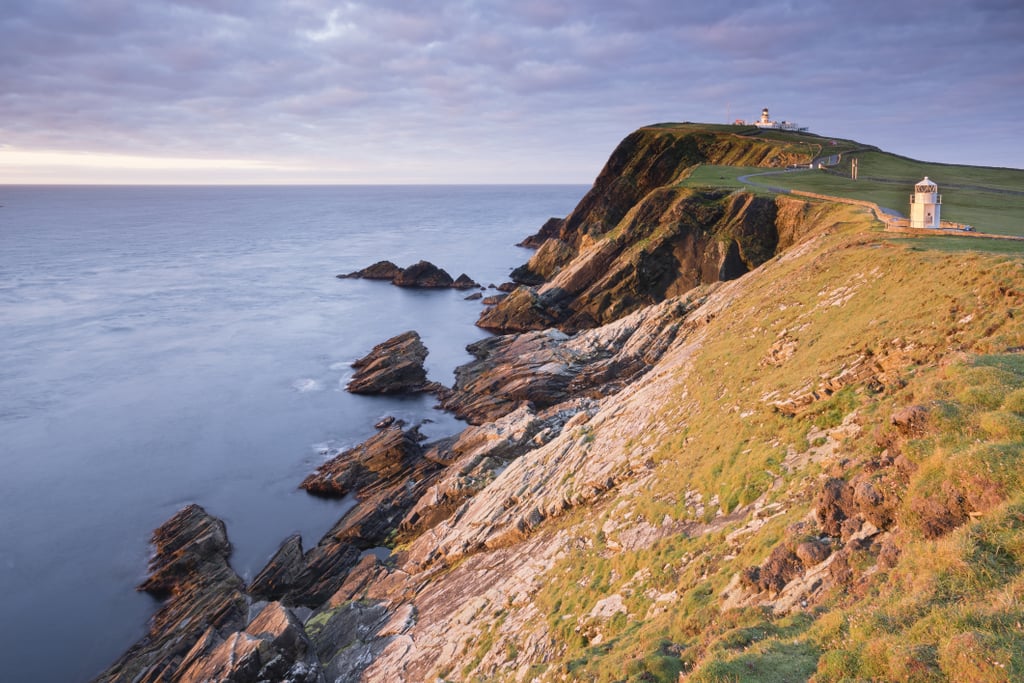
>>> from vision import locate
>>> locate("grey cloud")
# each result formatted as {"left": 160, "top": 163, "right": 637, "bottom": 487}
{"left": 1, "top": 0, "right": 1022, "bottom": 179}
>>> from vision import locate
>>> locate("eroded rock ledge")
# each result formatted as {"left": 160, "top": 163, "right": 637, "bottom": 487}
{"left": 95, "top": 504, "right": 248, "bottom": 683}
{"left": 347, "top": 330, "right": 434, "bottom": 395}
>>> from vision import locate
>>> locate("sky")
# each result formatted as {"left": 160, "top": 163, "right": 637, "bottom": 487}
{"left": 1, "top": 0, "right": 1022, "bottom": 184}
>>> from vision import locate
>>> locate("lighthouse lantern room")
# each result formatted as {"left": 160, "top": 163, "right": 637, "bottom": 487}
{"left": 909, "top": 176, "right": 941, "bottom": 229}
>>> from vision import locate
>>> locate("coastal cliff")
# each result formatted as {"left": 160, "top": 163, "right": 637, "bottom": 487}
{"left": 483, "top": 125, "right": 818, "bottom": 333}
{"left": 98, "top": 125, "right": 1024, "bottom": 682}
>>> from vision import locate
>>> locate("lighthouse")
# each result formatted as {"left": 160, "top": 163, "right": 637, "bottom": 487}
{"left": 909, "top": 177, "right": 941, "bottom": 229}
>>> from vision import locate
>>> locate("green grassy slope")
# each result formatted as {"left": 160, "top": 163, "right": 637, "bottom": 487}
{"left": 525, "top": 220, "right": 1024, "bottom": 682}
{"left": 666, "top": 124, "right": 1024, "bottom": 237}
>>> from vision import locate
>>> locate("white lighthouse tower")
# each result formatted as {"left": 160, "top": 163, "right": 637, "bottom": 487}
{"left": 909, "top": 177, "right": 941, "bottom": 229}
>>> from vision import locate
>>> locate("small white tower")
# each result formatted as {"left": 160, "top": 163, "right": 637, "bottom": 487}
{"left": 909, "top": 176, "right": 941, "bottom": 229}
{"left": 760, "top": 107, "right": 771, "bottom": 125}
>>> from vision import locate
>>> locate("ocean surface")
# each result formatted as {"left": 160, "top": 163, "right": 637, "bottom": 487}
{"left": 0, "top": 184, "right": 586, "bottom": 682}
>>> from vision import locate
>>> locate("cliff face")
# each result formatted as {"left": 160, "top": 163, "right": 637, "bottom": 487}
{"left": 485, "top": 126, "right": 815, "bottom": 334}
{"left": 98, "top": 126, "right": 1024, "bottom": 683}
{"left": 554, "top": 125, "right": 809, "bottom": 249}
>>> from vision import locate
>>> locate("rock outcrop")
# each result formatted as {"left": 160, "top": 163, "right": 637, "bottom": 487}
{"left": 509, "top": 237, "right": 576, "bottom": 285}
{"left": 300, "top": 425, "right": 426, "bottom": 498}
{"left": 479, "top": 189, "right": 789, "bottom": 333}
{"left": 281, "top": 424, "right": 443, "bottom": 605}
{"left": 347, "top": 330, "right": 431, "bottom": 394}
{"left": 337, "top": 260, "right": 402, "bottom": 281}
{"left": 95, "top": 505, "right": 247, "bottom": 683}
{"left": 173, "top": 602, "right": 323, "bottom": 683}
{"left": 443, "top": 289, "right": 710, "bottom": 424}
{"left": 517, "top": 216, "right": 564, "bottom": 248}
{"left": 338, "top": 260, "right": 478, "bottom": 289}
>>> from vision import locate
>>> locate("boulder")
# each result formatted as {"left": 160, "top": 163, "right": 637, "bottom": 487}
{"left": 347, "top": 331, "right": 429, "bottom": 395}
{"left": 815, "top": 477, "right": 857, "bottom": 537}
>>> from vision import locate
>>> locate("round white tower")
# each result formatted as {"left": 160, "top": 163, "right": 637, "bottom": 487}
{"left": 909, "top": 176, "right": 941, "bottom": 229}
{"left": 760, "top": 107, "right": 770, "bottom": 125}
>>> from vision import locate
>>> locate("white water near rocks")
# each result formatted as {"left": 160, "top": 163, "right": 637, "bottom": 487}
{"left": 0, "top": 184, "right": 584, "bottom": 682}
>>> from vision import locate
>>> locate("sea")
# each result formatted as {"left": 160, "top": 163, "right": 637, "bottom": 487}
{"left": 0, "top": 184, "right": 586, "bottom": 682}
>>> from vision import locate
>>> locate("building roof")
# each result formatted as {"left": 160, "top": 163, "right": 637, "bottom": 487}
{"left": 916, "top": 176, "right": 937, "bottom": 188}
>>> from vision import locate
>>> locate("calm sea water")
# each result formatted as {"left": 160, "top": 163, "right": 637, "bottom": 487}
{"left": 0, "top": 184, "right": 585, "bottom": 682}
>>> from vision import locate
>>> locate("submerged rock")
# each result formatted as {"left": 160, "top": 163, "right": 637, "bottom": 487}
{"left": 347, "top": 330, "right": 430, "bottom": 395}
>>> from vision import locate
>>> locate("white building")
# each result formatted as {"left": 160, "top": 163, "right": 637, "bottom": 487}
{"left": 909, "top": 177, "right": 941, "bottom": 229}
{"left": 751, "top": 107, "right": 807, "bottom": 132}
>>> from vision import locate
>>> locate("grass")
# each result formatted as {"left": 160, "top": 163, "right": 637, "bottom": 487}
{"left": 488, "top": 224, "right": 1024, "bottom": 681}
{"left": 680, "top": 164, "right": 774, "bottom": 192}
{"left": 661, "top": 123, "right": 1024, "bottom": 236}
{"left": 739, "top": 149, "right": 1024, "bottom": 236}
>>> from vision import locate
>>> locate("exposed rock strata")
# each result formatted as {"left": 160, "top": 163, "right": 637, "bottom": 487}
{"left": 517, "top": 216, "right": 564, "bottom": 248}
{"left": 509, "top": 237, "right": 576, "bottom": 285}
{"left": 442, "top": 289, "right": 712, "bottom": 424}
{"left": 300, "top": 425, "right": 426, "bottom": 498}
{"left": 398, "top": 400, "right": 598, "bottom": 542}
{"left": 95, "top": 505, "right": 247, "bottom": 683}
{"left": 283, "top": 424, "right": 444, "bottom": 605}
{"left": 482, "top": 124, "right": 825, "bottom": 335}
{"left": 479, "top": 189, "right": 789, "bottom": 333}
{"left": 174, "top": 602, "right": 322, "bottom": 683}
{"left": 347, "top": 330, "right": 431, "bottom": 395}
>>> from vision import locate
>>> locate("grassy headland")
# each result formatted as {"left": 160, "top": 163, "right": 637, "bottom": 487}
{"left": 670, "top": 125, "right": 1024, "bottom": 237}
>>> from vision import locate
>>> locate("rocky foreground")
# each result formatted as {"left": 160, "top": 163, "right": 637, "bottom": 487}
{"left": 98, "top": 124, "right": 1024, "bottom": 682}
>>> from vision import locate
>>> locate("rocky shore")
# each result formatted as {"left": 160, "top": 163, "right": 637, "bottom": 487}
{"left": 96, "top": 124, "right": 1024, "bottom": 682}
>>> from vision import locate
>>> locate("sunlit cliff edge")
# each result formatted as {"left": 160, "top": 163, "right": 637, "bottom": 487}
{"left": 97, "top": 123, "right": 1024, "bottom": 683}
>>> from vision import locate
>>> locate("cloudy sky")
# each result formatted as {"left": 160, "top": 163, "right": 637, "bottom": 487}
{"left": 2, "top": 0, "right": 1021, "bottom": 184}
